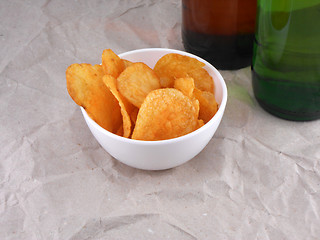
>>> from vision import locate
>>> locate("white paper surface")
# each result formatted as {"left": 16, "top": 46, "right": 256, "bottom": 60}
{"left": 1, "top": 0, "right": 320, "bottom": 239}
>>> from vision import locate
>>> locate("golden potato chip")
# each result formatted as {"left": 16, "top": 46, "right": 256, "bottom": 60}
{"left": 66, "top": 63, "right": 122, "bottom": 133}
{"left": 173, "top": 77, "right": 201, "bottom": 115}
{"left": 130, "top": 107, "right": 139, "bottom": 125}
{"left": 117, "top": 62, "right": 161, "bottom": 108}
{"left": 103, "top": 75, "right": 137, "bottom": 138}
{"left": 153, "top": 53, "right": 205, "bottom": 88}
{"left": 194, "top": 88, "right": 218, "bottom": 123}
{"left": 132, "top": 88, "right": 199, "bottom": 141}
{"left": 155, "top": 53, "right": 205, "bottom": 71}
{"left": 174, "top": 77, "right": 195, "bottom": 98}
{"left": 122, "top": 59, "right": 133, "bottom": 68}
{"left": 197, "top": 119, "right": 205, "bottom": 129}
{"left": 115, "top": 124, "right": 124, "bottom": 136}
{"left": 188, "top": 67, "right": 214, "bottom": 93}
{"left": 67, "top": 50, "right": 218, "bottom": 141}
{"left": 154, "top": 53, "right": 214, "bottom": 93}
{"left": 102, "top": 49, "right": 125, "bottom": 78}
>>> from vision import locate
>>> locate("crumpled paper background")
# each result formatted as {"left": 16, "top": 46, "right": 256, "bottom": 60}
{"left": 1, "top": 0, "right": 319, "bottom": 239}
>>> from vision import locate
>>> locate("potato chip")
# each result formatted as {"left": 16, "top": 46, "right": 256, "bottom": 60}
{"left": 66, "top": 63, "right": 122, "bottom": 133}
{"left": 173, "top": 77, "right": 201, "bottom": 115}
{"left": 153, "top": 53, "right": 205, "bottom": 88}
{"left": 130, "top": 107, "right": 139, "bottom": 125}
{"left": 117, "top": 62, "right": 161, "bottom": 108}
{"left": 115, "top": 124, "right": 124, "bottom": 136}
{"left": 174, "top": 77, "right": 217, "bottom": 122}
{"left": 132, "top": 88, "right": 199, "bottom": 141}
{"left": 174, "top": 77, "right": 195, "bottom": 98}
{"left": 122, "top": 59, "right": 133, "bottom": 68}
{"left": 188, "top": 67, "right": 214, "bottom": 93}
{"left": 67, "top": 50, "right": 218, "bottom": 141}
{"left": 103, "top": 75, "right": 137, "bottom": 138}
{"left": 193, "top": 88, "right": 218, "bottom": 123}
{"left": 197, "top": 119, "right": 205, "bottom": 129}
{"left": 154, "top": 53, "right": 214, "bottom": 93}
{"left": 102, "top": 49, "right": 125, "bottom": 78}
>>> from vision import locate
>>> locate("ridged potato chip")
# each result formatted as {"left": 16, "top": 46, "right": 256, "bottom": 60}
{"left": 102, "top": 49, "right": 125, "bottom": 78}
{"left": 66, "top": 63, "right": 122, "bottom": 133}
{"left": 103, "top": 75, "right": 137, "bottom": 138}
{"left": 154, "top": 53, "right": 214, "bottom": 93}
{"left": 117, "top": 62, "right": 161, "bottom": 108}
{"left": 194, "top": 88, "right": 218, "bottom": 123}
{"left": 132, "top": 88, "right": 199, "bottom": 141}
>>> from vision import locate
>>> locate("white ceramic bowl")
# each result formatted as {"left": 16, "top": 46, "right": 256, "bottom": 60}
{"left": 81, "top": 48, "right": 227, "bottom": 170}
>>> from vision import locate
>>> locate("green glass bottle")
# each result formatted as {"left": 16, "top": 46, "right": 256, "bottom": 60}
{"left": 252, "top": 0, "right": 320, "bottom": 121}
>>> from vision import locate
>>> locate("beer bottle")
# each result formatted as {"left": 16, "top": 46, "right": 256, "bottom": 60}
{"left": 182, "top": 0, "right": 257, "bottom": 70}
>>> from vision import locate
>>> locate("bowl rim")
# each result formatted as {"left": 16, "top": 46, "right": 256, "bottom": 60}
{"left": 81, "top": 48, "right": 228, "bottom": 145}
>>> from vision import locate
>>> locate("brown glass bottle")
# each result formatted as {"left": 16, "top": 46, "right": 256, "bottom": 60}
{"left": 182, "top": 0, "right": 257, "bottom": 70}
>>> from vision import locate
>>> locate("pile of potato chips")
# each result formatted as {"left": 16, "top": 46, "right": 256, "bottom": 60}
{"left": 66, "top": 49, "right": 218, "bottom": 141}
